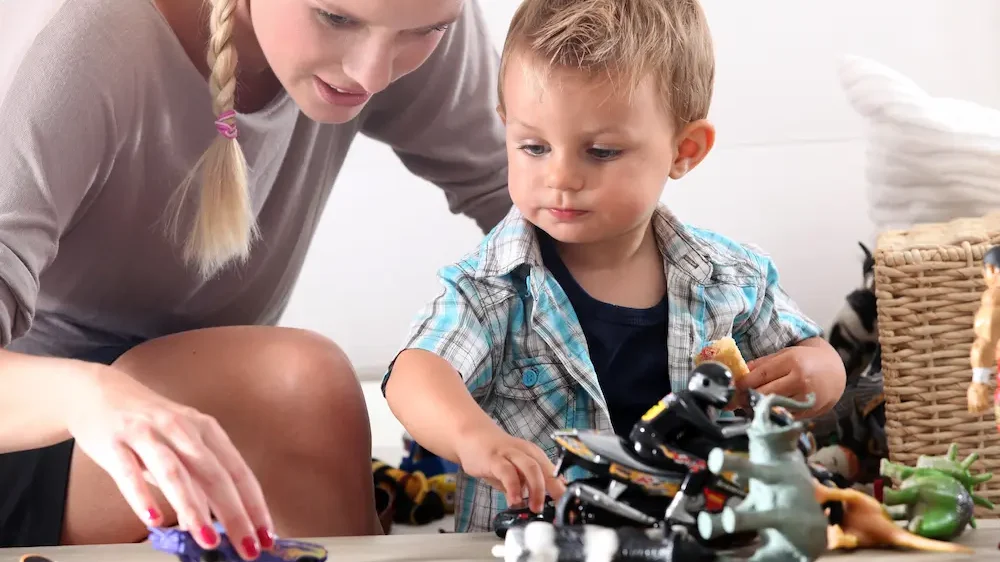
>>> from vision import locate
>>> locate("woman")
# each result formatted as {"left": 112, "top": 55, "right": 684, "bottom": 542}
{"left": 0, "top": 0, "right": 510, "bottom": 557}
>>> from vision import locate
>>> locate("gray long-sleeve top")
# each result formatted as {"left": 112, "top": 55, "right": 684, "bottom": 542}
{"left": 0, "top": 0, "right": 512, "bottom": 358}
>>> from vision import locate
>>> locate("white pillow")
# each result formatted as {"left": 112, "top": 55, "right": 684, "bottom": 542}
{"left": 838, "top": 54, "right": 1000, "bottom": 232}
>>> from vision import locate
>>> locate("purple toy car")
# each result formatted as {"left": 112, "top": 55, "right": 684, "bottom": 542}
{"left": 148, "top": 523, "right": 328, "bottom": 562}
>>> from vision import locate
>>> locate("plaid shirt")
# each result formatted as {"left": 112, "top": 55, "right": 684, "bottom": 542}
{"left": 382, "top": 204, "right": 822, "bottom": 533}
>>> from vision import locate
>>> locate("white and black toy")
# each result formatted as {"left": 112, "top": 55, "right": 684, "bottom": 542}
{"left": 491, "top": 521, "right": 718, "bottom": 562}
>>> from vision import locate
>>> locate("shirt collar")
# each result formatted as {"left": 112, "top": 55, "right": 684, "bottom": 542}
{"left": 473, "top": 205, "right": 713, "bottom": 283}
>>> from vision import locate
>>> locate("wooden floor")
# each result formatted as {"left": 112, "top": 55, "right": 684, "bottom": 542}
{"left": 2, "top": 522, "right": 1000, "bottom": 562}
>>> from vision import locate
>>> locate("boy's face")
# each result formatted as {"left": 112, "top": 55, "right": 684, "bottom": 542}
{"left": 498, "top": 54, "right": 714, "bottom": 245}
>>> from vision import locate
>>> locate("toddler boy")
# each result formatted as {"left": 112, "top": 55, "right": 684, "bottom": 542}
{"left": 382, "top": 0, "right": 846, "bottom": 533}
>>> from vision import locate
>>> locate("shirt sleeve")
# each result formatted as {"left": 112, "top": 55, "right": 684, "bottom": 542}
{"left": 735, "top": 249, "right": 824, "bottom": 360}
{"left": 382, "top": 263, "right": 496, "bottom": 396}
{"left": 0, "top": 19, "right": 119, "bottom": 346}
{"left": 358, "top": 0, "right": 512, "bottom": 234}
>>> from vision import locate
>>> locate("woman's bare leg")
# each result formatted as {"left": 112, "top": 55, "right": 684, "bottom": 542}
{"left": 60, "top": 326, "right": 382, "bottom": 544}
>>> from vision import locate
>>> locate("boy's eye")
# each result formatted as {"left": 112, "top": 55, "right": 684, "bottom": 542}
{"left": 518, "top": 144, "right": 549, "bottom": 156}
{"left": 588, "top": 147, "right": 622, "bottom": 160}
{"left": 318, "top": 10, "right": 355, "bottom": 27}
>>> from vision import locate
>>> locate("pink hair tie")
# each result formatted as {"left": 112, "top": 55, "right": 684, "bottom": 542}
{"left": 214, "top": 109, "right": 238, "bottom": 140}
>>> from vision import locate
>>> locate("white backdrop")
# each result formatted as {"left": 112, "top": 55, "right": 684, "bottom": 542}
{"left": 276, "top": 0, "right": 1000, "bottom": 454}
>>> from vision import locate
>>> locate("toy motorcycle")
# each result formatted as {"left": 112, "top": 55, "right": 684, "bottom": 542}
{"left": 492, "top": 362, "right": 846, "bottom": 542}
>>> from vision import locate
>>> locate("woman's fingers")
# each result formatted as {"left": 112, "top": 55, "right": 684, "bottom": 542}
{"left": 158, "top": 413, "right": 261, "bottom": 560}
{"left": 106, "top": 441, "right": 164, "bottom": 528}
{"left": 199, "top": 416, "right": 275, "bottom": 549}
{"left": 126, "top": 429, "right": 215, "bottom": 549}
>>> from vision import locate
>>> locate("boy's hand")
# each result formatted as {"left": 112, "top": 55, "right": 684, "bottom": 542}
{"left": 740, "top": 339, "right": 845, "bottom": 416}
{"left": 454, "top": 423, "right": 566, "bottom": 513}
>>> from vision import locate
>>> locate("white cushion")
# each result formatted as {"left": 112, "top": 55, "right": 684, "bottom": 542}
{"left": 838, "top": 54, "right": 1000, "bottom": 232}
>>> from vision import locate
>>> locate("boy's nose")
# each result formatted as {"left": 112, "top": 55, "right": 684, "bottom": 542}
{"left": 545, "top": 156, "right": 584, "bottom": 192}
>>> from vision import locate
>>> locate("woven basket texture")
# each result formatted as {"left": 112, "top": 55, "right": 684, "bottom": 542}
{"left": 875, "top": 212, "right": 1000, "bottom": 516}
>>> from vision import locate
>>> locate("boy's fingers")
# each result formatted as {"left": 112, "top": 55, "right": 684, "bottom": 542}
{"left": 505, "top": 450, "right": 546, "bottom": 512}
{"left": 491, "top": 458, "right": 523, "bottom": 507}
{"left": 755, "top": 376, "right": 805, "bottom": 401}
{"left": 744, "top": 359, "right": 787, "bottom": 389}
{"left": 519, "top": 444, "right": 566, "bottom": 500}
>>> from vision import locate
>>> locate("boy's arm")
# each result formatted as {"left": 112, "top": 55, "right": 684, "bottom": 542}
{"left": 381, "top": 266, "right": 502, "bottom": 464}
{"left": 736, "top": 253, "right": 825, "bottom": 359}
{"left": 386, "top": 349, "right": 507, "bottom": 465}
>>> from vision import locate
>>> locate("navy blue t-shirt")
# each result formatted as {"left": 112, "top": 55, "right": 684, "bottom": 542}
{"left": 537, "top": 229, "right": 670, "bottom": 438}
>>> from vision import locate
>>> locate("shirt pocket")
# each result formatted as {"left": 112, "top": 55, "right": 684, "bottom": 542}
{"left": 490, "top": 356, "right": 574, "bottom": 458}
{"left": 493, "top": 355, "right": 573, "bottom": 401}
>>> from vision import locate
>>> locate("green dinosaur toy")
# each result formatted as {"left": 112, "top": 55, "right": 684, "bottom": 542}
{"left": 697, "top": 392, "right": 828, "bottom": 562}
{"left": 880, "top": 443, "right": 994, "bottom": 541}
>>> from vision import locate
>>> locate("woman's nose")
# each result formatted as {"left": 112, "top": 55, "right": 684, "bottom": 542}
{"left": 342, "top": 39, "right": 394, "bottom": 94}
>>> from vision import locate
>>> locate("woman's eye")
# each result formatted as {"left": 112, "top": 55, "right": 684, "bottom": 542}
{"left": 518, "top": 144, "right": 548, "bottom": 156}
{"left": 588, "top": 147, "right": 622, "bottom": 160}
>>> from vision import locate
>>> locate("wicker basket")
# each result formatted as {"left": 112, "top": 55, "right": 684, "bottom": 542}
{"left": 875, "top": 212, "right": 1000, "bottom": 514}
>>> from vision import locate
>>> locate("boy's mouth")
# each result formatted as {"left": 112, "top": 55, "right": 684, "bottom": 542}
{"left": 546, "top": 208, "right": 588, "bottom": 220}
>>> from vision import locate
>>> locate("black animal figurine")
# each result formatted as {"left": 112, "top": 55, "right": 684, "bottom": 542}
{"left": 827, "top": 242, "right": 879, "bottom": 388}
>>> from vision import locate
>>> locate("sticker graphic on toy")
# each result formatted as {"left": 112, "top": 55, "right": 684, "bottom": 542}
{"left": 147, "top": 523, "right": 328, "bottom": 562}
{"left": 879, "top": 443, "right": 994, "bottom": 541}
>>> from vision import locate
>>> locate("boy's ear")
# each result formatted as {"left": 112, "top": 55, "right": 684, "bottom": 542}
{"left": 496, "top": 103, "right": 507, "bottom": 124}
{"left": 669, "top": 119, "right": 715, "bottom": 180}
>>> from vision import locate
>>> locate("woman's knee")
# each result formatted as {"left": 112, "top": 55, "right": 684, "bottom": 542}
{"left": 111, "top": 326, "right": 372, "bottom": 461}
{"left": 256, "top": 328, "right": 373, "bottom": 457}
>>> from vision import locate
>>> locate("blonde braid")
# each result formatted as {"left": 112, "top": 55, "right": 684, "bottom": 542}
{"left": 167, "top": 0, "right": 255, "bottom": 278}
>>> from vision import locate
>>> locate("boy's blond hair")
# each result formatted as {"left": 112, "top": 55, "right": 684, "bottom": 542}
{"left": 498, "top": 0, "right": 715, "bottom": 127}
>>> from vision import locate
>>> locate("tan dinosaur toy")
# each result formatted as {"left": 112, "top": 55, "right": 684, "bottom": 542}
{"left": 812, "top": 480, "right": 973, "bottom": 553}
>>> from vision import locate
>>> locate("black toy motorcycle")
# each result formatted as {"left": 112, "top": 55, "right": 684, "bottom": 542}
{"left": 493, "top": 386, "right": 846, "bottom": 542}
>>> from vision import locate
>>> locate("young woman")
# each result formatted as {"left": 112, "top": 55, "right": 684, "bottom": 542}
{"left": 0, "top": 0, "right": 510, "bottom": 557}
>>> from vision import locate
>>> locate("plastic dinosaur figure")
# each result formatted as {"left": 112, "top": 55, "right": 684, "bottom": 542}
{"left": 879, "top": 443, "right": 994, "bottom": 540}
{"left": 696, "top": 392, "right": 828, "bottom": 562}
{"left": 814, "top": 480, "right": 973, "bottom": 554}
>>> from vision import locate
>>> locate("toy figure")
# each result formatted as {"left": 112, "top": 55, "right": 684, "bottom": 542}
{"left": 629, "top": 361, "right": 738, "bottom": 467}
{"left": 147, "top": 523, "right": 328, "bottom": 562}
{"left": 491, "top": 521, "right": 719, "bottom": 562}
{"left": 967, "top": 245, "right": 1000, "bottom": 417}
{"left": 879, "top": 443, "right": 993, "bottom": 540}
{"left": 696, "top": 392, "right": 828, "bottom": 562}
{"left": 814, "top": 480, "right": 973, "bottom": 554}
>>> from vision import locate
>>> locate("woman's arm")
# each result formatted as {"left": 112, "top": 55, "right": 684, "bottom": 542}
{"left": 0, "top": 5, "right": 123, "bottom": 446}
{"left": 0, "top": 349, "right": 100, "bottom": 452}
{"left": 359, "top": 0, "right": 512, "bottom": 233}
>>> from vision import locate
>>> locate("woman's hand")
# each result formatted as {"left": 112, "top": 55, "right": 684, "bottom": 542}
{"left": 65, "top": 365, "right": 274, "bottom": 560}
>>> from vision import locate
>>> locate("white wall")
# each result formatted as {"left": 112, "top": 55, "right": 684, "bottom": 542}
{"left": 278, "top": 0, "right": 1000, "bottom": 457}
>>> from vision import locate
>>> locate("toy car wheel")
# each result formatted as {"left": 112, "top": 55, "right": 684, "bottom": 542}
{"left": 200, "top": 550, "right": 225, "bottom": 562}
{"left": 297, "top": 557, "right": 322, "bottom": 562}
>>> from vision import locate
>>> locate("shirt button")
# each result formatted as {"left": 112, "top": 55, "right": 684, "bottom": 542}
{"left": 522, "top": 369, "right": 538, "bottom": 387}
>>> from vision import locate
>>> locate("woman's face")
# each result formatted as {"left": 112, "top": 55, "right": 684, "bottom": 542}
{"left": 250, "top": 0, "right": 465, "bottom": 124}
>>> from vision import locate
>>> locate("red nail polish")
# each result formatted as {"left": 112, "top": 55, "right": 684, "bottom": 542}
{"left": 145, "top": 508, "right": 161, "bottom": 523}
{"left": 199, "top": 525, "right": 218, "bottom": 546}
{"left": 256, "top": 527, "right": 275, "bottom": 549}
{"left": 241, "top": 536, "right": 260, "bottom": 558}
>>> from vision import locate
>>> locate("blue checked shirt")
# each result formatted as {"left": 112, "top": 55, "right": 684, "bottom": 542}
{"left": 382, "top": 204, "right": 823, "bottom": 533}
